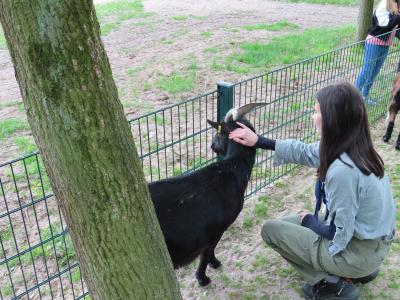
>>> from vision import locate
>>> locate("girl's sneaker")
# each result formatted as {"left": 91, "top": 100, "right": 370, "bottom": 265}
{"left": 302, "top": 278, "right": 360, "bottom": 300}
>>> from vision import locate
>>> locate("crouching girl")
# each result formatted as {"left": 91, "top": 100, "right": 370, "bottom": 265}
{"left": 229, "top": 82, "right": 395, "bottom": 300}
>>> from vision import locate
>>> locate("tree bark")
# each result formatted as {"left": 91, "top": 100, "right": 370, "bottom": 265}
{"left": 0, "top": 1, "right": 182, "bottom": 299}
{"left": 357, "top": 0, "right": 374, "bottom": 41}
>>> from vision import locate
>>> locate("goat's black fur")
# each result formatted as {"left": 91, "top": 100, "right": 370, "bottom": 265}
{"left": 148, "top": 118, "right": 256, "bottom": 286}
{"left": 383, "top": 68, "right": 400, "bottom": 150}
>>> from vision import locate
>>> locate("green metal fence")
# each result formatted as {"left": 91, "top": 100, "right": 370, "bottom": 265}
{"left": 1, "top": 31, "right": 399, "bottom": 299}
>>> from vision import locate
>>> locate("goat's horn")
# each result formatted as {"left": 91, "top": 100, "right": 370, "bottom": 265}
{"left": 224, "top": 102, "right": 267, "bottom": 122}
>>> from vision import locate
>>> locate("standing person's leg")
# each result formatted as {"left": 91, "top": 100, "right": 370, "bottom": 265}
{"left": 362, "top": 45, "right": 389, "bottom": 100}
{"left": 355, "top": 43, "right": 378, "bottom": 97}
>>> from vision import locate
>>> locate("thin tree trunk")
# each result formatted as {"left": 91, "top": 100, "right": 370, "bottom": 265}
{"left": 357, "top": 0, "right": 374, "bottom": 41}
{"left": 0, "top": 1, "right": 182, "bottom": 299}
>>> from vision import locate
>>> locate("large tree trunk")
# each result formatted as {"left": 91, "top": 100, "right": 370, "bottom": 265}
{"left": 357, "top": 0, "right": 374, "bottom": 41}
{"left": 0, "top": 1, "right": 182, "bottom": 299}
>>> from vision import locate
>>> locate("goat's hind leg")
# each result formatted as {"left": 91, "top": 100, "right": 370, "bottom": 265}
{"left": 208, "top": 249, "right": 221, "bottom": 269}
{"left": 383, "top": 120, "right": 394, "bottom": 142}
{"left": 384, "top": 96, "right": 400, "bottom": 142}
{"left": 195, "top": 241, "right": 221, "bottom": 286}
{"left": 383, "top": 111, "right": 396, "bottom": 142}
{"left": 195, "top": 249, "right": 213, "bottom": 286}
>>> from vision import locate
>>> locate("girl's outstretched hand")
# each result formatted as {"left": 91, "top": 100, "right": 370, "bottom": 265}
{"left": 229, "top": 122, "right": 258, "bottom": 146}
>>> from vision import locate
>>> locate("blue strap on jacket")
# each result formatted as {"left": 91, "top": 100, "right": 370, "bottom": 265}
{"left": 301, "top": 179, "right": 336, "bottom": 240}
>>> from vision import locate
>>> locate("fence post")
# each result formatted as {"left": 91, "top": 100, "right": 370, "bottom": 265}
{"left": 217, "top": 81, "right": 234, "bottom": 122}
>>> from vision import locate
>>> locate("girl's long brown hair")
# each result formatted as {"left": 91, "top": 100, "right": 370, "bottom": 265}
{"left": 317, "top": 82, "right": 384, "bottom": 179}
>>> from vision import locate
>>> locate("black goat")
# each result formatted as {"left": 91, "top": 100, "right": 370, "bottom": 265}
{"left": 148, "top": 103, "right": 264, "bottom": 286}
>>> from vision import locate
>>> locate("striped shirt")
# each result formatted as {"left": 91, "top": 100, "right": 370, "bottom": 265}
{"left": 366, "top": 30, "right": 397, "bottom": 47}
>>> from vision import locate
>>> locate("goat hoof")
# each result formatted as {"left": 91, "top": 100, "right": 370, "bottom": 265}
{"left": 383, "top": 136, "right": 390, "bottom": 143}
{"left": 209, "top": 259, "right": 221, "bottom": 269}
{"left": 196, "top": 275, "right": 211, "bottom": 286}
{"left": 396, "top": 145, "right": 400, "bottom": 151}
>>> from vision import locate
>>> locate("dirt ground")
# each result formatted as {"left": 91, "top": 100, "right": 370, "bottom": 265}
{"left": 2, "top": 1, "right": 400, "bottom": 300}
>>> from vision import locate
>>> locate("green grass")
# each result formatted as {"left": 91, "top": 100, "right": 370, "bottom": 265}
{"left": 242, "top": 216, "right": 254, "bottom": 230}
{"left": 243, "top": 20, "right": 299, "bottom": 31}
{"left": 95, "top": 0, "right": 155, "bottom": 36}
{"left": 287, "top": 0, "right": 358, "bottom": 5}
{"left": 189, "top": 15, "right": 207, "bottom": 20}
{"left": 0, "top": 99, "right": 24, "bottom": 111}
{"left": 171, "top": 28, "right": 190, "bottom": 38}
{"left": 204, "top": 47, "right": 219, "bottom": 53}
{"left": 1, "top": 285, "right": 12, "bottom": 297}
{"left": 6, "top": 224, "right": 75, "bottom": 269}
{"left": 210, "top": 58, "right": 225, "bottom": 71}
{"left": 187, "top": 55, "right": 197, "bottom": 70}
{"left": 160, "top": 38, "right": 174, "bottom": 45}
{"left": 171, "top": 14, "right": 208, "bottom": 21}
{"left": 13, "top": 136, "right": 37, "bottom": 154}
{"left": 230, "top": 25, "right": 356, "bottom": 70}
{"left": 0, "top": 26, "right": 6, "bottom": 49}
{"left": 250, "top": 254, "right": 269, "bottom": 271}
{"left": 172, "top": 15, "right": 188, "bottom": 21}
{"left": 0, "top": 227, "right": 12, "bottom": 242}
{"left": 5, "top": 154, "right": 52, "bottom": 196}
{"left": 0, "top": 118, "right": 30, "bottom": 140}
{"left": 200, "top": 30, "right": 213, "bottom": 38}
{"left": 100, "top": 23, "right": 119, "bottom": 36}
{"left": 254, "top": 202, "right": 268, "bottom": 218}
{"left": 71, "top": 268, "right": 82, "bottom": 283}
{"left": 173, "top": 167, "right": 182, "bottom": 176}
{"left": 155, "top": 71, "right": 196, "bottom": 94}
{"left": 95, "top": 0, "right": 144, "bottom": 19}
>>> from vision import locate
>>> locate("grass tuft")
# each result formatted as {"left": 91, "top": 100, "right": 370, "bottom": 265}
{"left": 13, "top": 136, "right": 37, "bottom": 154}
{"left": 0, "top": 118, "right": 30, "bottom": 140}
{"left": 172, "top": 15, "right": 188, "bottom": 21}
{"left": 156, "top": 71, "right": 196, "bottom": 94}
{"left": 95, "top": 0, "right": 155, "bottom": 36}
{"left": 243, "top": 20, "right": 299, "bottom": 31}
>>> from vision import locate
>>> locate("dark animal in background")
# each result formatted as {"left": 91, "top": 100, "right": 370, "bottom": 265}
{"left": 383, "top": 62, "right": 400, "bottom": 150}
{"left": 148, "top": 103, "right": 265, "bottom": 286}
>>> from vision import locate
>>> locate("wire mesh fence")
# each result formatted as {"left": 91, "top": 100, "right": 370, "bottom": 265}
{"left": 1, "top": 31, "right": 399, "bottom": 299}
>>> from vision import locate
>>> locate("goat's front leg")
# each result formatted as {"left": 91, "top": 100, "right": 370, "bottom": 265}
{"left": 195, "top": 239, "right": 223, "bottom": 286}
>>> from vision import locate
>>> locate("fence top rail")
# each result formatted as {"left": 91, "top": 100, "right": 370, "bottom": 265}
{"left": 0, "top": 151, "right": 40, "bottom": 168}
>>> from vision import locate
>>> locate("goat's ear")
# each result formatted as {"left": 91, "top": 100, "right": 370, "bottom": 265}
{"left": 207, "top": 120, "right": 229, "bottom": 133}
{"left": 207, "top": 119, "right": 221, "bottom": 129}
